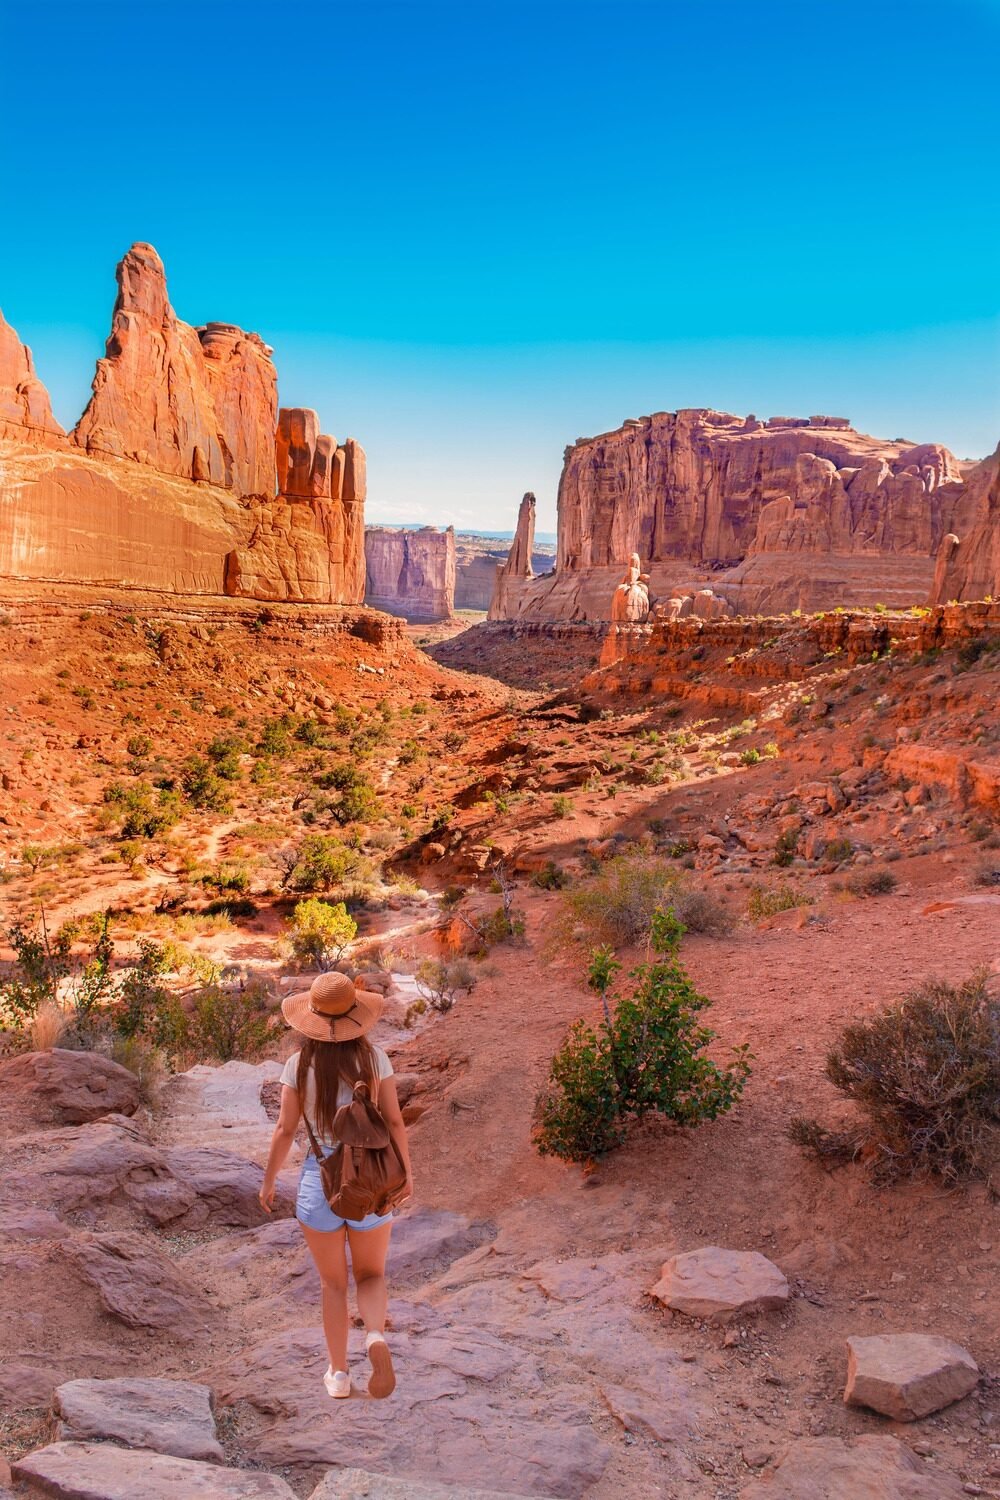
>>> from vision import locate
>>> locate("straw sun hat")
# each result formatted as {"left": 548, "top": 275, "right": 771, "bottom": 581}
{"left": 281, "top": 971, "right": 384, "bottom": 1043}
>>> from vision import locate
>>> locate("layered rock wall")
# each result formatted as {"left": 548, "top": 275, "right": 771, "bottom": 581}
{"left": 0, "top": 245, "right": 366, "bottom": 603}
{"left": 928, "top": 444, "right": 1000, "bottom": 606}
{"left": 491, "top": 409, "right": 989, "bottom": 620}
{"left": 364, "top": 526, "right": 456, "bottom": 621}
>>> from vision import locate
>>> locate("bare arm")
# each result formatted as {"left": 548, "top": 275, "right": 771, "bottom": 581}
{"left": 378, "top": 1075, "right": 414, "bottom": 1202}
{"left": 259, "top": 1083, "right": 302, "bottom": 1212}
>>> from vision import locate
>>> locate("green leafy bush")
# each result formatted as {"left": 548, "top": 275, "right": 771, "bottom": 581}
{"left": 288, "top": 898, "right": 357, "bottom": 967}
{"left": 280, "top": 834, "right": 366, "bottom": 893}
{"left": 413, "top": 957, "right": 477, "bottom": 1014}
{"left": 189, "top": 981, "right": 272, "bottom": 1062}
{"left": 180, "top": 755, "right": 233, "bottom": 812}
{"left": 104, "top": 781, "right": 181, "bottom": 839}
{"left": 790, "top": 972, "right": 1000, "bottom": 1182}
{"left": 534, "top": 910, "right": 751, "bottom": 1163}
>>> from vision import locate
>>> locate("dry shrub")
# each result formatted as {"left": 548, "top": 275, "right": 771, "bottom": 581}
{"left": 747, "top": 884, "right": 813, "bottom": 923}
{"left": 845, "top": 867, "right": 897, "bottom": 898}
{"left": 29, "top": 1001, "right": 67, "bottom": 1050}
{"left": 565, "top": 854, "right": 731, "bottom": 947}
{"left": 791, "top": 971, "right": 1000, "bottom": 1184}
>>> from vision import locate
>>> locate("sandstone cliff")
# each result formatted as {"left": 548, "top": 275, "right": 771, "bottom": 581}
{"left": 491, "top": 409, "right": 983, "bottom": 620}
{"left": 0, "top": 246, "right": 366, "bottom": 604}
{"left": 927, "top": 443, "right": 1000, "bottom": 606}
{"left": 364, "top": 526, "right": 456, "bottom": 621}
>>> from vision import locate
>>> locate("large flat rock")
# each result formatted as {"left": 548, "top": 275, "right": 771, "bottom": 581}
{"left": 649, "top": 1245, "right": 789, "bottom": 1322}
{"left": 12, "top": 1442, "right": 296, "bottom": 1499}
{"left": 844, "top": 1333, "right": 979, "bottom": 1421}
{"left": 740, "top": 1435, "right": 966, "bottom": 1498}
{"left": 54, "top": 1377, "right": 222, "bottom": 1461}
{"left": 309, "top": 1471, "right": 534, "bottom": 1499}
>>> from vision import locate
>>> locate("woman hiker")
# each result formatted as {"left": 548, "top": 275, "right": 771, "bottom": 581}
{"left": 259, "top": 971, "right": 413, "bottom": 1399}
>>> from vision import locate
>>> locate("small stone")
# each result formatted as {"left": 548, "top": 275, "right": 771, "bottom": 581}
{"left": 650, "top": 1246, "right": 789, "bottom": 1323}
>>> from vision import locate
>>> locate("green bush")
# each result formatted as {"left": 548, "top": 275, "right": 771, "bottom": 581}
{"left": 288, "top": 898, "right": 357, "bottom": 967}
{"left": 790, "top": 972, "right": 1000, "bottom": 1182}
{"left": 282, "top": 834, "right": 366, "bottom": 893}
{"left": 534, "top": 910, "right": 751, "bottom": 1163}
{"left": 772, "top": 827, "right": 799, "bottom": 867}
{"left": 551, "top": 795, "right": 574, "bottom": 818}
{"left": 126, "top": 734, "right": 152, "bottom": 758}
{"left": 104, "top": 781, "right": 181, "bottom": 839}
{"left": 189, "top": 981, "right": 272, "bottom": 1062}
{"left": 180, "top": 755, "right": 233, "bottom": 812}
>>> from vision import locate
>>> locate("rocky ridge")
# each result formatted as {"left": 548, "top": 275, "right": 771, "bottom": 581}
{"left": 489, "top": 409, "right": 994, "bottom": 620}
{"left": 0, "top": 245, "right": 365, "bottom": 603}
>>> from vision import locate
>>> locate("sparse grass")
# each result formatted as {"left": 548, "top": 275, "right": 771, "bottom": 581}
{"left": 747, "top": 884, "right": 814, "bottom": 923}
{"left": 565, "top": 854, "right": 732, "bottom": 947}
{"left": 844, "top": 867, "right": 897, "bottom": 898}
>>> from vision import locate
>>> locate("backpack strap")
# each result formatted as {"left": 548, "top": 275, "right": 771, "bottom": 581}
{"left": 301, "top": 1108, "right": 331, "bottom": 1162}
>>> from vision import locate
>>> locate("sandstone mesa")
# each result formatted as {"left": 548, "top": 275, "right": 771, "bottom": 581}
{"left": 488, "top": 409, "right": 999, "bottom": 621}
{"left": 0, "top": 243, "right": 365, "bottom": 604}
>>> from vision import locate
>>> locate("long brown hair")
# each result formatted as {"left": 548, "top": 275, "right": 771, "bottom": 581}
{"left": 296, "top": 1036, "right": 379, "bottom": 1140}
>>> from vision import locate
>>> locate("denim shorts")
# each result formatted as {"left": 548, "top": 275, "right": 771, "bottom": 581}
{"left": 295, "top": 1152, "right": 394, "bottom": 1233}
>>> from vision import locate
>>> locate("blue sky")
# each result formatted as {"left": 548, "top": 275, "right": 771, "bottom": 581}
{"left": 3, "top": 0, "right": 998, "bottom": 531}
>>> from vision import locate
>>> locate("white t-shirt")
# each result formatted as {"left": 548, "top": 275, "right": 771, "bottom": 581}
{"left": 280, "top": 1045, "right": 394, "bottom": 1149}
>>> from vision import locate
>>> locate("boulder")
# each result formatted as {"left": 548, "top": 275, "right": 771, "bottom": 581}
{"left": 844, "top": 1334, "right": 979, "bottom": 1421}
{"left": 0, "top": 1362, "right": 67, "bottom": 1413}
{"left": 0, "top": 1050, "right": 139, "bottom": 1127}
{"left": 12, "top": 1442, "right": 296, "bottom": 1499}
{"left": 54, "top": 1377, "right": 222, "bottom": 1461}
{"left": 57, "top": 1231, "right": 214, "bottom": 1336}
{"left": 739, "top": 1434, "right": 966, "bottom": 1498}
{"left": 308, "top": 1472, "right": 533, "bottom": 1500}
{"left": 649, "top": 1246, "right": 789, "bottom": 1322}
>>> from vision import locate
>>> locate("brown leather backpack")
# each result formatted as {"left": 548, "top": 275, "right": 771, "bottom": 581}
{"left": 302, "top": 1079, "right": 408, "bottom": 1220}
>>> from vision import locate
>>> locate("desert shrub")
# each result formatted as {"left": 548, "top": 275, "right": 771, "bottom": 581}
{"left": 772, "top": 827, "right": 799, "bottom": 867}
{"left": 180, "top": 755, "right": 233, "bottom": 812}
{"left": 552, "top": 795, "right": 574, "bottom": 819}
{"left": 791, "top": 972, "right": 1000, "bottom": 1183}
{"left": 413, "top": 957, "right": 477, "bottom": 1013}
{"left": 823, "top": 837, "right": 854, "bottom": 864}
{"left": 280, "top": 834, "right": 366, "bottom": 893}
{"left": 202, "top": 861, "right": 252, "bottom": 895}
{"left": 739, "top": 747, "right": 761, "bottom": 766}
{"left": 257, "top": 717, "right": 292, "bottom": 757}
{"left": 202, "top": 896, "right": 259, "bottom": 919}
{"left": 533, "top": 910, "right": 751, "bottom": 1163}
{"left": 845, "top": 867, "right": 897, "bottom": 898}
{"left": 29, "top": 1000, "right": 68, "bottom": 1050}
{"left": 747, "top": 884, "right": 813, "bottom": 923}
{"left": 974, "top": 856, "right": 1000, "bottom": 889}
{"left": 126, "top": 734, "right": 152, "bottom": 758}
{"left": 564, "top": 854, "right": 678, "bottom": 947}
{"left": 288, "top": 898, "right": 357, "bottom": 968}
{"left": 0, "top": 916, "right": 109, "bottom": 1033}
{"left": 111, "top": 939, "right": 188, "bottom": 1050}
{"left": 206, "top": 733, "right": 249, "bottom": 779}
{"left": 189, "top": 980, "right": 272, "bottom": 1062}
{"left": 532, "top": 861, "right": 568, "bottom": 891}
{"left": 104, "top": 780, "right": 181, "bottom": 839}
{"left": 670, "top": 886, "right": 735, "bottom": 937}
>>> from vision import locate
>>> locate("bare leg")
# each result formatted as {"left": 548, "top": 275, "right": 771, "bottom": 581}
{"left": 347, "top": 1219, "right": 393, "bottom": 1333}
{"left": 301, "top": 1224, "right": 349, "bottom": 1371}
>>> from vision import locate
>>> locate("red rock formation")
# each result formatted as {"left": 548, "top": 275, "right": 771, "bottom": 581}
{"left": 73, "top": 244, "right": 278, "bottom": 496}
{"left": 0, "top": 313, "right": 65, "bottom": 441}
{"left": 487, "top": 494, "right": 536, "bottom": 620}
{"left": 493, "top": 410, "right": 974, "bottom": 620}
{"left": 224, "top": 408, "right": 367, "bottom": 604}
{"left": 364, "top": 526, "right": 456, "bottom": 621}
{"left": 0, "top": 247, "right": 367, "bottom": 604}
{"left": 927, "top": 443, "right": 1000, "bottom": 605}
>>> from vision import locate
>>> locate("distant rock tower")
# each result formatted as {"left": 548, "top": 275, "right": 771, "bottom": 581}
{"left": 488, "top": 493, "right": 536, "bottom": 619}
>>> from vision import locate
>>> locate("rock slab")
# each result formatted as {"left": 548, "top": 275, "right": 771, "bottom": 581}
{"left": 54, "top": 1377, "right": 223, "bottom": 1462}
{"left": 844, "top": 1333, "right": 979, "bottom": 1421}
{"left": 309, "top": 1471, "right": 534, "bottom": 1499}
{"left": 12, "top": 1442, "right": 296, "bottom": 1499}
{"left": 740, "top": 1434, "right": 966, "bottom": 1498}
{"left": 650, "top": 1245, "right": 789, "bottom": 1322}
